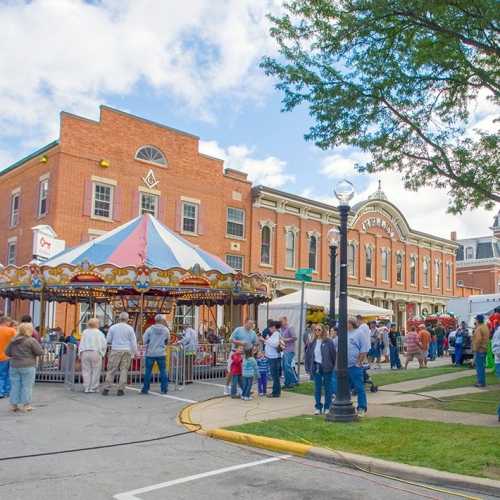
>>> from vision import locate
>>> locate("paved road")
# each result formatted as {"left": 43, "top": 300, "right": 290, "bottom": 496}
{"left": 0, "top": 383, "right": 488, "bottom": 500}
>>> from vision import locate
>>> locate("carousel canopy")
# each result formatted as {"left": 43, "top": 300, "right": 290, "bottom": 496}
{"left": 46, "top": 214, "right": 233, "bottom": 273}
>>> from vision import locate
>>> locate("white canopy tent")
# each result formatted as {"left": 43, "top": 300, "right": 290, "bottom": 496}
{"left": 257, "top": 288, "right": 393, "bottom": 334}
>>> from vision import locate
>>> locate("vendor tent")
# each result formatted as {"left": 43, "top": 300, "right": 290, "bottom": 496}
{"left": 258, "top": 288, "right": 393, "bottom": 333}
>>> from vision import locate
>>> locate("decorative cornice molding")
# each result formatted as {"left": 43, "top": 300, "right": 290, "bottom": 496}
{"left": 284, "top": 225, "right": 299, "bottom": 235}
{"left": 307, "top": 230, "right": 321, "bottom": 240}
{"left": 259, "top": 219, "right": 276, "bottom": 231}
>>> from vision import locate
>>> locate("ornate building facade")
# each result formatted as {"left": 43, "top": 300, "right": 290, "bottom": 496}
{"left": 252, "top": 185, "right": 458, "bottom": 327}
{"left": 1, "top": 106, "right": 459, "bottom": 329}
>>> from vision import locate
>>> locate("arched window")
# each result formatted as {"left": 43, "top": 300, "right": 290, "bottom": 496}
{"left": 396, "top": 254, "right": 403, "bottom": 282}
{"left": 286, "top": 230, "right": 296, "bottom": 269}
{"left": 435, "top": 261, "right": 441, "bottom": 288}
{"left": 365, "top": 246, "right": 373, "bottom": 279}
{"left": 446, "top": 262, "right": 452, "bottom": 289}
{"left": 381, "top": 249, "right": 389, "bottom": 281}
{"left": 410, "top": 256, "right": 417, "bottom": 285}
{"left": 261, "top": 226, "right": 271, "bottom": 265}
{"left": 423, "top": 259, "right": 429, "bottom": 287}
{"left": 347, "top": 244, "right": 356, "bottom": 276}
{"left": 308, "top": 235, "right": 317, "bottom": 271}
{"left": 135, "top": 145, "right": 167, "bottom": 166}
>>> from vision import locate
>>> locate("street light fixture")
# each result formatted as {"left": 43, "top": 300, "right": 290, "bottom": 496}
{"left": 326, "top": 179, "right": 357, "bottom": 423}
{"left": 327, "top": 227, "right": 339, "bottom": 327}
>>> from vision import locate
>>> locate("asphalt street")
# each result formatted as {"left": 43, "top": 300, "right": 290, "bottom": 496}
{"left": 0, "top": 383, "right": 490, "bottom": 500}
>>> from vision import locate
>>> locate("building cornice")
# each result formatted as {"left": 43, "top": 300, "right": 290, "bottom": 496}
{"left": 457, "top": 258, "right": 500, "bottom": 268}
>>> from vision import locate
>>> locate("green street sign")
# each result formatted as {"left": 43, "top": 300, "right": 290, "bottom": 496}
{"left": 295, "top": 268, "right": 313, "bottom": 282}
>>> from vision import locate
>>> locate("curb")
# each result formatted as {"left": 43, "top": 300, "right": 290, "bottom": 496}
{"left": 207, "top": 428, "right": 500, "bottom": 498}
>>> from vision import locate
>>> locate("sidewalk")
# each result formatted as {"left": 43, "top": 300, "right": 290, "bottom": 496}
{"left": 188, "top": 369, "right": 499, "bottom": 430}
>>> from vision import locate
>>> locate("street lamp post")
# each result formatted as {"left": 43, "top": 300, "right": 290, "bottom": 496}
{"left": 326, "top": 179, "right": 357, "bottom": 423}
{"left": 327, "top": 228, "right": 339, "bottom": 327}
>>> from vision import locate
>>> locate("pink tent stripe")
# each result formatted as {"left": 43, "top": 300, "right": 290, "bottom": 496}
{"left": 107, "top": 215, "right": 149, "bottom": 267}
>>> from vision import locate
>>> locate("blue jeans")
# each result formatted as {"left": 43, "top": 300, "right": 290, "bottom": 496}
{"left": 313, "top": 365, "right": 333, "bottom": 412}
{"left": 269, "top": 357, "right": 281, "bottom": 397}
{"left": 231, "top": 374, "right": 242, "bottom": 396}
{"left": 429, "top": 342, "right": 437, "bottom": 360}
{"left": 455, "top": 344, "right": 463, "bottom": 366}
{"left": 475, "top": 352, "right": 486, "bottom": 386}
{"left": 389, "top": 345, "right": 401, "bottom": 369}
{"left": 258, "top": 372, "right": 268, "bottom": 395}
{"left": 142, "top": 356, "right": 168, "bottom": 394}
{"left": 282, "top": 351, "right": 298, "bottom": 387}
{"left": 10, "top": 366, "right": 36, "bottom": 406}
{"left": 241, "top": 376, "right": 253, "bottom": 398}
{"left": 0, "top": 360, "right": 10, "bottom": 396}
{"left": 495, "top": 363, "right": 500, "bottom": 378}
{"left": 348, "top": 366, "right": 367, "bottom": 411}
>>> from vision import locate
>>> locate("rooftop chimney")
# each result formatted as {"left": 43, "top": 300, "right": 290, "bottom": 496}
{"left": 450, "top": 231, "right": 457, "bottom": 241}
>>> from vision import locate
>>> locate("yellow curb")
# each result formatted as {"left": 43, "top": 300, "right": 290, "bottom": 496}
{"left": 207, "top": 428, "right": 312, "bottom": 456}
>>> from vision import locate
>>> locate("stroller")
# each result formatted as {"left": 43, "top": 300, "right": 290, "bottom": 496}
{"left": 352, "top": 363, "right": 378, "bottom": 395}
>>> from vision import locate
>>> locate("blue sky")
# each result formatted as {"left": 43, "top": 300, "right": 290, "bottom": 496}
{"left": 0, "top": 0, "right": 495, "bottom": 239}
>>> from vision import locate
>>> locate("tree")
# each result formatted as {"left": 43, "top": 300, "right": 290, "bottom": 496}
{"left": 261, "top": 0, "right": 499, "bottom": 213}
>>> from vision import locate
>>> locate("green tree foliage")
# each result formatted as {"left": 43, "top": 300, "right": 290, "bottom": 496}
{"left": 262, "top": 0, "right": 499, "bottom": 212}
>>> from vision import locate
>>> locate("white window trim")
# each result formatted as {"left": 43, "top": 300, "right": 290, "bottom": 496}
{"left": 260, "top": 225, "right": 273, "bottom": 266}
{"left": 7, "top": 237, "right": 17, "bottom": 266}
{"left": 181, "top": 201, "right": 199, "bottom": 236}
{"left": 91, "top": 181, "right": 114, "bottom": 221}
{"left": 226, "top": 254, "right": 244, "bottom": 272}
{"left": 226, "top": 207, "right": 246, "bottom": 240}
{"left": 10, "top": 191, "right": 20, "bottom": 228}
{"left": 139, "top": 191, "right": 159, "bottom": 218}
{"left": 347, "top": 244, "right": 356, "bottom": 277}
{"left": 38, "top": 177, "right": 49, "bottom": 217}
{"left": 138, "top": 185, "right": 161, "bottom": 196}
{"left": 134, "top": 145, "right": 167, "bottom": 167}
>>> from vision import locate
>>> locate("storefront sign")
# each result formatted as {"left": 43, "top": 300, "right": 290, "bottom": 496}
{"left": 32, "top": 225, "right": 65, "bottom": 260}
{"left": 361, "top": 217, "right": 396, "bottom": 239}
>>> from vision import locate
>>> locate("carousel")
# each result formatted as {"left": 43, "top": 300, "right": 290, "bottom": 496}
{"left": 0, "top": 214, "right": 272, "bottom": 338}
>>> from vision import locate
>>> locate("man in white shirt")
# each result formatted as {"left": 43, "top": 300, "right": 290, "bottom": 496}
{"left": 179, "top": 324, "right": 198, "bottom": 353}
{"left": 356, "top": 315, "right": 371, "bottom": 365}
{"left": 79, "top": 318, "right": 107, "bottom": 393}
{"left": 102, "top": 312, "right": 138, "bottom": 396}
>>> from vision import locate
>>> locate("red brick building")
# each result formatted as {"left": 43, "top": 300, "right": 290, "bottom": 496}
{"left": 1, "top": 106, "right": 459, "bottom": 329}
{"left": 454, "top": 213, "right": 500, "bottom": 294}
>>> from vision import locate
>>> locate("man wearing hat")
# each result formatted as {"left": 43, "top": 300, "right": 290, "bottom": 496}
{"left": 473, "top": 314, "right": 490, "bottom": 388}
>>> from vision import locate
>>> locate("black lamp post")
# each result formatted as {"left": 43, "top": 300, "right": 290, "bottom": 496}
{"left": 326, "top": 179, "right": 357, "bottom": 423}
{"left": 327, "top": 228, "right": 339, "bottom": 327}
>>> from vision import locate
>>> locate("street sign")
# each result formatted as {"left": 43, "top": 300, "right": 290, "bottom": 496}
{"left": 295, "top": 268, "right": 313, "bottom": 282}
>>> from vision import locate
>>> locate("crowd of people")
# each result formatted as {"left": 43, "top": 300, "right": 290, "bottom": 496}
{"left": 0, "top": 307, "right": 499, "bottom": 421}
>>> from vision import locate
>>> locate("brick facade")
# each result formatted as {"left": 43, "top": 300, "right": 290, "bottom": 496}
{"left": 1, "top": 106, "right": 460, "bottom": 329}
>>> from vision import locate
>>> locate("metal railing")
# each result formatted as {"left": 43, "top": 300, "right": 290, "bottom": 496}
{"left": 38, "top": 341, "right": 233, "bottom": 391}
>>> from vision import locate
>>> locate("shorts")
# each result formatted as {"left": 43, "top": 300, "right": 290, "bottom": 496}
{"left": 406, "top": 352, "right": 423, "bottom": 362}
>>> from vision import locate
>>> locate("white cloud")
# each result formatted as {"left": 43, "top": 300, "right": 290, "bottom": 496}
{"left": 0, "top": 0, "right": 280, "bottom": 152}
{"left": 199, "top": 140, "right": 295, "bottom": 188}
{"left": 320, "top": 147, "right": 371, "bottom": 178}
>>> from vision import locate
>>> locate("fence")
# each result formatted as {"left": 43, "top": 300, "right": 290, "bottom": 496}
{"left": 60, "top": 342, "right": 232, "bottom": 391}
{"left": 36, "top": 342, "right": 70, "bottom": 383}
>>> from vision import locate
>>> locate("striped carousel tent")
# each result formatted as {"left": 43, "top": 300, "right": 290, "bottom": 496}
{"left": 45, "top": 213, "right": 234, "bottom": 273}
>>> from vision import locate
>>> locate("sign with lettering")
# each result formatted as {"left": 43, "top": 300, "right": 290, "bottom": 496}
{"left": 361, "top": 217, "right": 396, "bottom": 239}
{"left": 32, "top": 225, "right": 65, "bottom": 260}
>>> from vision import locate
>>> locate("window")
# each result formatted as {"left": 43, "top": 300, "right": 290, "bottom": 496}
{"left": 457, "top": 279, "right": 464, "bottom": 286}
{"left": 286, "top": 230, "right": 296, "bottom": 269}
{"left": 347, "top": 244, "right": 356, "bottom": 276}
{"left": 435, "top": 261, "right": 441, "bottom": 288}
{"left": 182, "top": 202, "right": 198, "bottom": 234}
{"left": 410, "top": 257, "right": 417, "bottom": 285}
{"left": 135, "top": 145, "right": 166, "bottom": 166}
{"left": 140, "top": 192, "right": 158, "bottom": 217}
{"left": 226, "top": 254, "right": 244, "bottom": 271}
{"left": 226, "top": 208, "right": 245, "bottom": 238}
{"left": 174, "top": 305, "right": 195, "bottom": 329}
{"left": 365, "top": 247, "right": 373, "bottom": 278}
{"left": 10, "top": 192, "right": 20, "bottom": 227}
{"left": 38, "top": 178, "right": 49, "bottom": 217}
{"left": 465, "top": 246, "right": 474, "bottom": 260}
{"left": 261, "top": 226, "right": 271, "bottom": 265}
{"left": 93, "top": 182, "right": 113, "bottom": 219}
{"left": 7, "top": 240, "right": 16, "bottom": 265}
{"left": 446, "top": 262, "right": 452, "bottom": 289}
{"left": 396, "top": 254, "right": 403, "bottom": 282}
{"left": 381, "top": 250, "right": 389, "bottom": 281}
{"left": 308, "top": 235, "right": 317, "bottom": 271}
{"left": 423, "top": 259, "right": 429, "bottom": 287}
